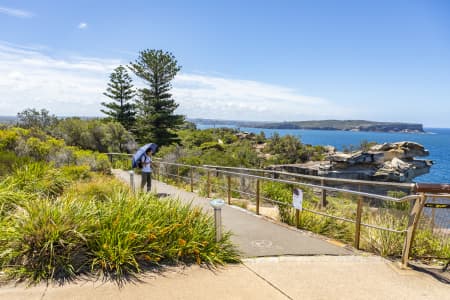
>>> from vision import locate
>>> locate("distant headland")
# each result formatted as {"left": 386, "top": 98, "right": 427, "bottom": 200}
{"left": 190, "top": 119, "right": 425, "bottom": 133}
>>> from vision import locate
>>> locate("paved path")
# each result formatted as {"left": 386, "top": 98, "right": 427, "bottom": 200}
{"left": 2, "top": 256, "right": 449, "bottom": 300}
{"left": 113, "top": 169, "right": 351, "bottom": 257}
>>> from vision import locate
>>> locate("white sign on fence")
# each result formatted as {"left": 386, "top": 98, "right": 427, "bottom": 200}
{"left": 292, "top": 188, "right": 303, "bottom": 211}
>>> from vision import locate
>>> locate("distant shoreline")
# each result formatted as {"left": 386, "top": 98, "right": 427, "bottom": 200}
{"left": 190, "top": 118, "right": 425, "bottom": 133}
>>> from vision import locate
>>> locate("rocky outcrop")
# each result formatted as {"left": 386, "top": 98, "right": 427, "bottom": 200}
{"left": 269, "top": 141, "right": 433, "bottom": 182}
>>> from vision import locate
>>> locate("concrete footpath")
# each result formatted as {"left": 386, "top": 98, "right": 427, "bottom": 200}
{"left": 2, "top": 171, "right": 448, "bottom": 299}
{"left": 2, "top": 256, "right": 449, "bottom": 300}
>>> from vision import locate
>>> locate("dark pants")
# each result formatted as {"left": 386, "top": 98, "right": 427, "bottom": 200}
{"left": 141, "top": 172, "right": 152, "bottom": 192}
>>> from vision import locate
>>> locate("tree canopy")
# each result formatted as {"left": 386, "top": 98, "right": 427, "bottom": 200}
{"left": 129, "top": 49, "right": 184, "bottom": 147}
{"left": 17, "top": 108, "right": 58, "bottom": 132}
{"left": 101, "top": 65, "right": 136, "bottom": 130}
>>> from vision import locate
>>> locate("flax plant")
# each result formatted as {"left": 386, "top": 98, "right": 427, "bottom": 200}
{"left": 0, "top": 164, "right": 239, "bottom": 283}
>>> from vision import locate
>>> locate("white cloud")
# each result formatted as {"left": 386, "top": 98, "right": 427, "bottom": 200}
{"left": 172, "top": 74, "right": 352, "bottom": 121}
{"left": 0, "top": 6, "right": 33, "bottom": 18}
{"left": 0, "top": 43, "right": 120, "bottom": 116}
{"left": 78, "top": 22, "right": 88, "bottom": 29}
{"left": 0, "top": 42, "right": 353, "bottom": 120}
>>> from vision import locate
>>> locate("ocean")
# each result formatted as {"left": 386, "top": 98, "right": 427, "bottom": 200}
{"left": 196, "top": 124, "right": 450, "bottom": 183}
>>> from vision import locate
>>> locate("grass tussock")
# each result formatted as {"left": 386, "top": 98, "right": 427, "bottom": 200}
{"left": 0, "top": 198, "right": 92, "bottom": 282}
{"left": 361, "top": 212, "right": 407, "bottom": 256}
{"left": 0, "top": 163, "right": 240, "bottom": 284}
{"left": 3, "top": 162, "right": 69, "bottom": 199}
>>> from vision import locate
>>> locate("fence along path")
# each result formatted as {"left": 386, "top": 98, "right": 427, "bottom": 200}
{"left": 112, "top": 169, "right": 352, "bottom": 258}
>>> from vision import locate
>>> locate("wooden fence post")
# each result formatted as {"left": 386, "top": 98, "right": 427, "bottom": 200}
{"left": 295, "top": 209, "right": 300, "bottom": 228}
{"left": 190, "top": 167, "right": 194, "bottom": 192}
{"left": 402, "top": 194, "right": 426, "bottom": 267}
{"left": 256, "top": 179, "right": 260, "bottom": 215}
{"left": 320, "top": 178, "right": 327, "bottom": 208}
{"left": 207, "top": 170, "right": 211, "bottom": 198}
{"left": 227, "top": 175, "right": 231, "bottom": 204}
{"left": 354, "top": 196, "right": 363, "bottom": 249}
{"left": 158, "top": 163, "right": 162, "bottom": 181}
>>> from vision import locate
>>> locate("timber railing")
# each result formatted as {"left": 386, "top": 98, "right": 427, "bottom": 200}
{"left": 107, "top": 153, "right": 449, "bottom": 269}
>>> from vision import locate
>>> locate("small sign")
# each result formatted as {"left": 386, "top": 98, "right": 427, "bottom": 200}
{"left": 293, "top": 188, "right": 303, "bottom": 211}
{"left": 424, "top": 203, "right": 450, "bottom": 209}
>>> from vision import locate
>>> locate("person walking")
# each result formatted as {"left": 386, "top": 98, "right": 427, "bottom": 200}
{"left": 141, "top": 148, "right": 153, "bottom": 192}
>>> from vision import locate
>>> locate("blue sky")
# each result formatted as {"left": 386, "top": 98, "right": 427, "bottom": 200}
{"left": 1, "top": 0, "right": 450, "bottom": 127}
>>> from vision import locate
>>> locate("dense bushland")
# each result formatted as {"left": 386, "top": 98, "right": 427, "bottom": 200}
{"left": 0, "top": 127, "right": 111, "bottom": 174}
{"left": 154, "top": 128, "right": 327, "bottom": 169}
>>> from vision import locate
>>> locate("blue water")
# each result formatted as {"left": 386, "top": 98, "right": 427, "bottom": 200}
{"left": 196, "top": 124, "right": 450, "bottom": 183}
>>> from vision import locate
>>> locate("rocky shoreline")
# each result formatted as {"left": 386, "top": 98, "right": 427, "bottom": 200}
{"left": 269, "top": 141, "right": 432, "bottom": 183}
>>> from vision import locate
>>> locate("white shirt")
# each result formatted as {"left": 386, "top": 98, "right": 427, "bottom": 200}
{"left": 141, "top": 154, "right": 152, "bottom": 173}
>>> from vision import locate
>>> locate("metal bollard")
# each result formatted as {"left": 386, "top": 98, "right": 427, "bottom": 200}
{"left": 129, "top": 170, "right": 135, "bottom": 193}
{"left": 210, "top": 199, "right": 225, "bottom": 242}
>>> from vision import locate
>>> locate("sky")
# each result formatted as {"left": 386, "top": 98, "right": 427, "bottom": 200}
{"left": 0, "top": 0, "right": 450, "bottom": 127}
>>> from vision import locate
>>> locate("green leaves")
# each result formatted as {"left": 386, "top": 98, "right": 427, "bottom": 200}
{"left": 102, "top": 65, "right": 136, "bottom": 130}
{"left": 129, "top": 49, "right": 184, "bottom": 146}
{"left": 0, "top": 166, "right": 239, "bottom": 283}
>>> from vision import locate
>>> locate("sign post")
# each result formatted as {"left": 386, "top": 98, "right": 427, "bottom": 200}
{"left": 293, "top": 188, "right": 303, "bottom": 228}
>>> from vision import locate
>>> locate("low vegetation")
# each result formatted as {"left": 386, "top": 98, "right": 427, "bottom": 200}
{"left": 153, "top": 127, "right": 327, "bottom": 169}
{"left": 0, "top": 132, "right": 239, "bottom": 284}
{"left": 0, "top": 127, "right": 111, "bottom": 174}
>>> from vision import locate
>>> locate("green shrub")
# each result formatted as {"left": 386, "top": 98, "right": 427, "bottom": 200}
{"left": 73, "top": 149, "right": 111, "bottom": 174}
{"left": 66, "top": 175, "right": 127, "bottom": 202}
{"left": 0, "top": 151, "right": 31, "bottom": 178}
{"left": 61, "top": 165, "right": 91, "bottom": 181}
{"left": 412, "top": 229, "right": 450, "bottom": 259}
{"left": 0, "top": 175, "right": 239, "bottom": 283}
{"left": 0, "top": 198, "right": 93, "bottom": 282}
{"left": 361, "top": 213, "right": 406, "bottom": 256}
{"left": 0, "top": 129, "right": 19, "bottom": 151}
{"left": 261, "top": 182, "right": 354, "bottom": 241}
{"left": 6, "top": 162, "right": 68, "bottom": 199}
{"left": 383, "top": 191, "right": 410, "bottom": 211}
{"left": 200, "top": 141, "right": 224, "bottom": 151}
{"left": 111, "top": 156, "right": 131, "bottom": 170}
{"left": 0, "top": 182, "right": 31, "bottom": 217}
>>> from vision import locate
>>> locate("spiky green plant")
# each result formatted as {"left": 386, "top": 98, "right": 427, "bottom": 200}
{"left": 61, "top": 165, "right": 91, "bottom": 181}
{"left": 0, "top": 181, "right": 31, "bottom": 217}
{"left": 4, "top": 162, "right": 68, "bottom": 199}
{"left": 0, "top": 171, "right": 239, "bottom": 283}
{"left": 361, "top": 213, "right": 406, "bottom": 256}
{"left": 88, "top": 191, "right": 239, "bottom": 278}
{"left": 0, "top": 197, "right": 93, "bottom": 282}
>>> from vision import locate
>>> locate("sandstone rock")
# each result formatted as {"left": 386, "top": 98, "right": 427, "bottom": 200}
{"left": 324, "top": 145, "right": 336, "bottom": 154}
{"left": 370, "top": 141, "right": 429, "bottom": 161}
{"left": 269, "top": 141, "right": 433, "bottom": 183}
{"left": 328, "top": 152, "right": 352, "bottom": 163}
{"left": 329, "top": 151, "right": 385, "bottom": 165}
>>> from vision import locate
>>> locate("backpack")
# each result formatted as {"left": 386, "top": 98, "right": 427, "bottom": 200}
{"left": 131, "top": 143, "right": 157, "bottom": 169}
{"left": 132, "top": 157, "right": 144, "bottom": 169}
{"left": 132, "top": 156, "right": 143, "bottom": 169}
